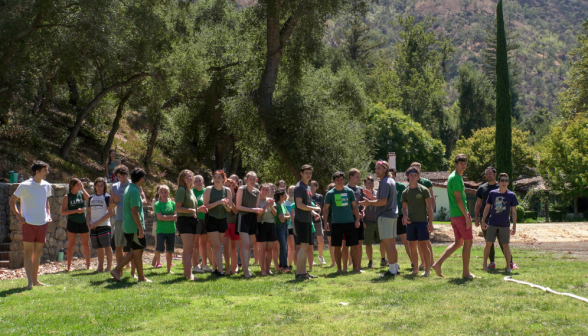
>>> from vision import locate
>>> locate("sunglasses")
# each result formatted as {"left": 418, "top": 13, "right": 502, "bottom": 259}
{"left": 500, "top": 179, "right": 509, "bottom": 183}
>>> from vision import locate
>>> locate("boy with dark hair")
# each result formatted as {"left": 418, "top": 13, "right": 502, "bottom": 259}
{"left": 111, "top": 168, "right": 151, "bottom": 282}
{"left": 432, "top": 154, "right": 478, "bottom": 279}
{"left": 294, "top": 164, "right": 321, "bottom": 279}
{"left": 410, "top": 162, "right": 436, "bottom": 269}
{"left": 481, "top": 173, "right": 518, "bottom": 273}
{"left": 363, "top": 176, "right": 384, "bottom": 268}
{"left": 309, "top": 180, "right": 325, "bottom": 265}
{"left": 9, "top": 160, "right": 52, "bottom": 290}
{"left": 323, "top": 171, "right": 362, "bottom": 273}
{"left": 346, "top": 168, "right": 365, "bottom": 269}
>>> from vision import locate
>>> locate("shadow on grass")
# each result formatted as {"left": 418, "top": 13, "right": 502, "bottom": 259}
{"left": 103, "top": 277, "right": 139, "bottom": 289}
{"left": 160, "top": 276, "right": 188, "bottom": 285}
{"left": 324, "top": 272, "right": 349, "bottom": 279}
{"left": 447, "top": 277, "right": 476, "bottom": 285}
{"left": 0, "top": 287, "right": 29, "bottom": 297}
{"left": 370, "top": 271, "right": 397, "bottom": 283}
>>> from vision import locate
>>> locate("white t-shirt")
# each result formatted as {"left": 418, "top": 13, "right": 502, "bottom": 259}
{"left": 13, "top": 179, "right": 53, "bottom": 225}
{"left": 89, "top": 193, "right": 112, "bottom": 227}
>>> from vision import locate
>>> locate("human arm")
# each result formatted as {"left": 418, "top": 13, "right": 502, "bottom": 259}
{"left": 90, "top": 205, "right": 113, "bottom": 228}
{"left": 474, "top": 197, "right": 483, "bottom": 227}
{"left": 139, "top": 186, "right": 147, "bottom": 205}
{"left": 86, "top": 205, "right": 93, "bottom": 229}
{"left": 155, "top": 203, "right": 177, "bottom": 222}
{"left": 61, "top": 195, "right": 85, "bottom": 215}
{"left": 174, "top": 188, "right": 197, "bottom": 216}
{"left": 428, "top": 187, "right": 436, "bottom": 213}
{"left": 401, "top": 202, "right": 409, "bottom": 226}
{"left": 481, "top": 203, "right": 491, "bottom": 230}
{"left": 511, "top": 205, "right": 517, "bottom": 235}
{"left": 236, "top": 188, "right": 263, "bottom": 214}
{"left": 46, "top": 199, "right": 52, "bottom": 222}
{"left": 80, "top": 182, "right": 90, "bottom": 202}
{"left": 203, "top": 187, "right": 230, "bottom": 210}
{"left": 131, "top": 206, "right": 144, "bottom": 238}
{"left": 425, "top": 198, "right": 434, "bottom": 233}
{"left": 295, "top": 197, "right": 320, "bottom": 212}
{"left": 351, "top": 201, "right": 360, "bottom": 228}
{"left": 453, "top": 191, "right": 471, "bottom": 228}
{"left": 322, "top": 203, "right": 330, "bottom": 231}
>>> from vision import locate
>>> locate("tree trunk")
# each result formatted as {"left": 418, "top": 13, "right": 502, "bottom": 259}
{"left": 545, "top": 194, "right": 550, "bottom": 222}
{"left": 102, "top": 90, "right": 133, "bottom": 162}
{"left": 60, "top": 73, "right": 151, "bottom": 158}
{"left": 215, "top": 142, "right": 223, "bottom": 170}
{"left": 229, "top": 135, "right": 241, "bottom": 175}
{"left": 67, "top": 77, "right": 79, "bottom": 109}
{"left": 250, "top": 0, "right": 302, "bottom": 177}
{"left": 573, "top": 194, "right": 578, "bottom": 218}
{"left": 143, "top": 94, "right": 178, "bottom": 173}
{"left": 37, "top": 77, "right": 54, "bottom": 117}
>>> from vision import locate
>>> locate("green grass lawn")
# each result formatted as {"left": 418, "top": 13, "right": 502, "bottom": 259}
{"left": 1, "top": 246, "right": 587, "bottom": 335}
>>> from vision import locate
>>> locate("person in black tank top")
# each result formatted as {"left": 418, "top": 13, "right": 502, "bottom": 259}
{"left": 203, "top": 170, "right": 233, "bottom": 276}
{"left": 236, "top": 171, "right": 263, "bottom": 278}
{"left": 61, "top": 178, "right": 90, "bottom": 271}
{"left": 224, "top": 175, "right": 241, "bottom": 274}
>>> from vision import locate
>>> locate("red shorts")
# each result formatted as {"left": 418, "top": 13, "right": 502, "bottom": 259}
{"left": 23, "top": 222, "right": 49, "bottom": 243}
{"left": 450, "top": 215, "right": 473, "bottom": 241}
{"left": 224, "top": 223, "right": 241, "bottom": 241}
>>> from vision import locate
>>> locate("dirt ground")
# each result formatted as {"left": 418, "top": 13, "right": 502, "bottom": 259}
{"left": 2, "top": 222, "right": 587, "bottom": 281}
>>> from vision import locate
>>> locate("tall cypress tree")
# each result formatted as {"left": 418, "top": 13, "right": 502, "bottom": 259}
{"left": 495, "top": 0, "right": 514, "bottom": 185}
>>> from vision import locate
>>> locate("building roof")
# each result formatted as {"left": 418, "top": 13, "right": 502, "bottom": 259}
{"left": 513, "top": 176, "right": 547, "bottom": 192}
{"left": 394, "top": 171, "right": 450, "bottom": 183}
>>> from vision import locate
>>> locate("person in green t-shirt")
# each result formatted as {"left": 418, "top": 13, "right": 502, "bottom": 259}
{"left": 62, "top": 178, "right": 90, "bottom": 271}
{"left": 432, "top": 154, "right": 478, "bottom": 279}
{"left": 153, "top": 185, "right": 177, "bottom": 273}
{"left": 111, "top": 168, "right": 151, "bottom": 283}
{"left": 193, "top": 174, "right": 213, "bottom": 274}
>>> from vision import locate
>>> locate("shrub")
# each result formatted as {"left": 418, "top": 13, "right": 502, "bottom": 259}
{"left": 548, "top": 210, "right": 567, "bottom": 222}
{"left": 436, "top": 207, "right": 449, "bottom": 221}
{"left": 516, "top": 205, "right": 525, "bottom": 221}
{"left": 525, "top": 211, "right": 538, "bottom": 220}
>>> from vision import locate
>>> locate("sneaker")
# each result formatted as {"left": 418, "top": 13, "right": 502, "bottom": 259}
{"left": 510, "top": 263, "right": 519, "bottom": 270}
{"left": 192, "top": 266, "right": 204, "bottom": 274}
{"left": 319, "top": 256, "right": 327, "bottom": 265}
{"left": 380, "top": 271, "right": 396, "bottom": 278}
{"left": 202, "top": 265, "right": 212, "bottom": 272}
{"left": 488, "top": 262, "right": 496, "bottom": 269}
{"left": 380, "top": 259, "right": 388, "bottom": 267}
{"left": 306, "top": 273, "right": 318, "bottom": 279}
{"left": 295, "top": 273, "right": 308, "bottom": 280}
{"left": 313, "top": 261, "right": 318, "bottom": 266}
{"left": 367, "top": 260, "right": 374, "bottom": 268}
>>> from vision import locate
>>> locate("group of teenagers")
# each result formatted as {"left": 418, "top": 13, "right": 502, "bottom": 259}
{"left": 9, "top": 152, "right": 521, "bottom": 288}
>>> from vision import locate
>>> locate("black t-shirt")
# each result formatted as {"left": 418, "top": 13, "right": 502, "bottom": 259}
{"left": 294, "top": 181, "right": 313, "bottom": 223}
{"left": 346, "top": 184, "right": 364, "bottom": 213}
{"left": 312, "top": 193, "right": 324, "bottom": 224}
{"left": 476, "top": 182, "right": 499, "bottom": 222}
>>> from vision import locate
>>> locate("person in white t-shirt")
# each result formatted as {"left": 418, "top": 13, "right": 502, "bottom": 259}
{"left": 9, "top": 161, "right": 53, "bottom": 290}
{"left": 87, "top": 177, "right": 116, "bottom": 272}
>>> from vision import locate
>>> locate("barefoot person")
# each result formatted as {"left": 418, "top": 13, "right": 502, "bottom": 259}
{"left": 203, "top": 170, "right": 232, "bottom": 276}
{"left": 192, "top": 175, "right": 211, "bottom": 273}
{"left": 310, "top": 181, "right": 326, "bottom": 266}
{"left": 410, "top": 162, "right": 436, "bottom": 269}
{"left": 9, "top": 161, "right": 53, "bottom": 289}
{"left": 432, "top": 154, "right": 478, "bottom": 279}
{"left": 359, "top": 160, "right": 399, "bottom": 277}
{"left": 256, "top": 184, "right": 276, "bottom": 275}
{"left": 87, "top": 178, "right": 116, "bottom": 272}
{"left": 63, "top": 178, "right": 91, "bottom": 271}
{"left": 110, "top": 168, "right": 151, "bottom": 282}
{"left": 481, "top": 173, "right": 519, "bottom": 273}
{"left": 236, "top": 171, "right": 263, "bottom": 278}
{"left": 294, "top": 165, "right": 321, "bottom": 280}
{"left": 475, "top": 167, "right": 517, "bottom": 270}
{"left": 401, "top": 166, "right": 434, "bottom": 276}
{"left": 224, "top": 175, "right": 241, "bottom": 274}
{"left": 153, "top": 185, "right": 177, "bottom": 274}
{"left": 323, "top": 171, "right": 363, "bottom": 273}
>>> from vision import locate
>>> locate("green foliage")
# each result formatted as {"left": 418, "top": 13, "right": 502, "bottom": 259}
{"left": 436, "top": 206, "right": 449, "bottom": 221}
{"left": 453, "top": 127, "right": 536, "bottom": 182}
{"left": 538, "top": 114, "right": 588, "bottom": 210}
{"left": 548, "top": 210, "right": 567, "bottom": 222}
{"left": 558, "top": 21, "right": 588, "bottom": 122}
{"left": 495, "top": 0, "right": 514, "bottom": 186}
{"left": 525, "top": 211, "right": 538, "bottom": 220}
{"left": 519, "top": 108, "right": 555, "bottom": 145}
{"left": 516, "top": 205, "right": 525, "bottom": 221}
{"left": 457, "top": 63, "right": 495, "bottom": 139}
{"left": 368, "top": 103, "right": 447, "bottom": 171}
{"left": 338, "top": 15, "right": 385, "bottom": 64}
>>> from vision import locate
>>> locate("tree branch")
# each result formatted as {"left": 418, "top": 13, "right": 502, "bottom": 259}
{"left": 207, "top": 61, "right": 240, "bottom": 72}
{"left": 0, "top": 10, "right": 45, "bottom": 68}
{"left": 279, "top": 12, "right": 303, "bottom": 49}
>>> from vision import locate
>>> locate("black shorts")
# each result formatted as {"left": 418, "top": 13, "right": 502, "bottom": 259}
{"left": 288, "top": 228, "right": 294, "bottom": 235}
{"left": 205, "top": 216, "right": 228, "bottom": 233}
{"left": 237, "top": 213, "right": 258, "bottom": 235}
{"left": 177, "top": 216, "right": 198, "bottom": 235}
{"left": 294, "top": 219, "right": 313, "bottom": 245}
{"left": 357, "top": 220, "right": 365, "bottom": 241}
{"left": 331, "top": 222, "right": 359, "bottom": 247}
{"left": 397, "top": 214, "right": 407, "bottom": 235}
{"left": 124, "top": 231, "right": 146, "bottom": 251}
{"left": 256, "top": 222, "right": 276, "bottom": 242}
{"left": 67, "top": 219, "right": 89, "bottom": 234}
{"left": 196, "top": 218, "right": 207, "bottom": 235}
{"left": 325, "top": 229, "right": 331, "bottom": 237}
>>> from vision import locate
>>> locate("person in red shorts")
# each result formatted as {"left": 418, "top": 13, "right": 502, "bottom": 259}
{"left": 432, "top": 154, "right": 479, "bottom": 279}
{"left": 9, "top": 161, "right": 53, "bottom": 290}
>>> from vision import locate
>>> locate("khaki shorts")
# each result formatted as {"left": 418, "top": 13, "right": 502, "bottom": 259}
{"left": 377, "top": 216, "right": 398, "bottom": 240}
{"left": 363, "top": 221, "right": 381, "bottom": 245}
{"left": 113, "top": 220, "right": 126, "bottom": 247}
{"left": 485, "top": 225, "right": 510, "bottom": 244}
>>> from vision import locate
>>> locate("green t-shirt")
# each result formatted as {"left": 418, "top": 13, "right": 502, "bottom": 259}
{"left": 274, "top": 203, "right": 287, "bottom": 224}
{"left": 192, "top": 188, "right": 205, "bottom": 220}
{"left": 395, "top": 182, "right": 406, "bottom": 215}
{"left": 401, "top": 184, "right": 431, "bottom": 223}
{"left": 176, "top": 187, "right": 196, "bottom": 217}
{"left": 418, "top": 177, "right": 433, "bottom": 189}
{"left": 324, "top": 187, "right": 356, "bottom": 224}
{"left": 154, "top": 200, "right": 176, "bottom": 234}
{"left": 122, "top": 183, "right": 144, "bottom": 233}
{"left": 447, "top": 171, "right": 468, "bottom": 218}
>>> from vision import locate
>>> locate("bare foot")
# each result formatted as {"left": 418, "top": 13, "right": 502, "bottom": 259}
{"left": 252, "top": 262, "right": 258, "bottom": 266}
{"left": 186, "top": 275, "right": 195, "bottom": 280}
{"left": 105, "top": 268, "right": 111, "bottom": 273}
{"left": 351, "top": 269, "right": 365, "bottom": 274}
{"left": 483, "top": 267, "right": 489, "bottom": 272}
{"left": 138, "top": 278, "right": 152, "bottom": 283}
{"left": 419, "top": 264, "right": 425, "bottom": 270}
{"left": 131, "top": 274, "right": 138, "bottom": 279}
{"left": 167, "top": 271, "right": 174, "bottom": 274}
{"left": 463, "top": 273, "right": 481, "bottom": 279}
{"left": 268, "top": 271, "right": 274, "bottom": 275}
{"left": 110, "top": 270, "right": 121, "bottom": 282}
{"left": 25, "top": 283, "right": 33, "bottom": 290}
{"left": 506, "top": 268, "right": 512, "bottom": 273}
{"left": 33, "top": 281, "right": 49, "bottom": 287}
{"left": 410, "top": 270, "right": 419, "bottom": 275}
{"left": 432, "top": 263, "right": 444, "bottom": 277}
{"left": 336, "top": 269, "right": 344, "bottom": 273}
{"left": 96, "top": 269, "right": 104, "bottom": 273}
{"left": 421, "top": 271, "right": 430, "bottom": 277}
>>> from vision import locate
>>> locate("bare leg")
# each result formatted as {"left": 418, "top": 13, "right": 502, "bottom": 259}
{"left": 307, "top": 244, "right": 313, "bottom": 272}
{"left": 272, "top": 241, "right": 279, "bottom": 271}
{"left": 230, "top": 240, "right": 239, "bottom": 273}
{"left": 351, "top": 245, "right": 362, "bottom": 272}
{"left": 166, "top": 252, "right": 173, "bottom": 273}
{"left": 334, "top": 246, "right": 343, "bottom": 271}
{"left": 418, "top": 240, "right": 431, "bottom": 276}
{"left": 296, "top": 243, "right": 308, "bottom": 275}
{"left": 32, "top": 242, "right": 46, "bottom": 286}
{"left": 366, "top": 244, "right": 373, "bottom": 263}
{"left": 251, "top": 235, "right": 259, "bottom": 265}
{"left": 239, "top": 233, "right": 252, "bottom": 277}
{"left": 483, "top": 242, "right": 492, "bottom": 271}
{"left": 23, "top": 242, "right": 35, "bottom": 289}
{"left": 462, "top": 239, "right": 476, "bottom": 278}
{"left": 503, "top": 244, "right": 512, "bottom": 272}
{"left": 380, "top": 240, "right": 386, "bottom": 261}
{"left": 408, "top": 241, "right": 419, "bottom": 274}
{"left": 327, "top": 236, "right": 335, "bottom": 266}
{"left": 317, "top": 234, "right": 324, "bottom": 259}
{"left": 66, "top": 232, "right": 77, "bottom": 271}
{"left": 383, "top": 237, "right": 398, "bottom": 264}
{"left": 223, "top": 236, "right": 231, "bottom": 274}
{"left": 418, "top": 242, "right": 426, "bottom": 268}
{"left": 287, "top": 235, "right": 295, "bottom": 266}
{"left": 342, "top": 242, "right": 349, "bottom": 272}
{"left": 105, "top": 246, "right": 113, "bottom": 272}
{"left": 97, "top": 248, "right": 105, "bottom": 272}
{"left": 80, "top": 233, "right": 91, "bottom": 269}
{"left": 258, "top": 242, "right": 267, "bottom": 274}
{"left": 115, "top": 246, "right": 124, "bottom": 276}
{"left": 133, "top": 249, "right": 150, "bottom": 282}
{"left": 207, "top": 240, "right": 215, "bottom": 270}
{"left": 427, "top": 240, "right": 434, "bottom": 267}
{"left": 266, "top": 242, "right": 274, "bottom": 274}
{"left": 207, "top": 231, "right": 223, "bottom": 272}
{"left": 432, "top": 239, "right": 464, "bottom": 278}
{"left": 191, "top": 234, "right": 200, "bottom": 268}
{"left": 111, "top": 250, "right": 135, "bottom": 282}
{"left": 357, "top": 240, "right": 363, "bottom": 269}
{"left": 152, "top": 235, "right": 158, "bottom": 266}
{"left": 180, "top": 234, "right": 195, "bottom": 280}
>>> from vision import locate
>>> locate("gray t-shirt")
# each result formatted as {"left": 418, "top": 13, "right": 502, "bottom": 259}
{"left": 112, "top": 181, "right": 130, "bottom": 221}
{"left": 294, "top": 180, "right": 313, "bottom": 223}
{"left": 376, "top": 176, "right": 398, "bottom": 219}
